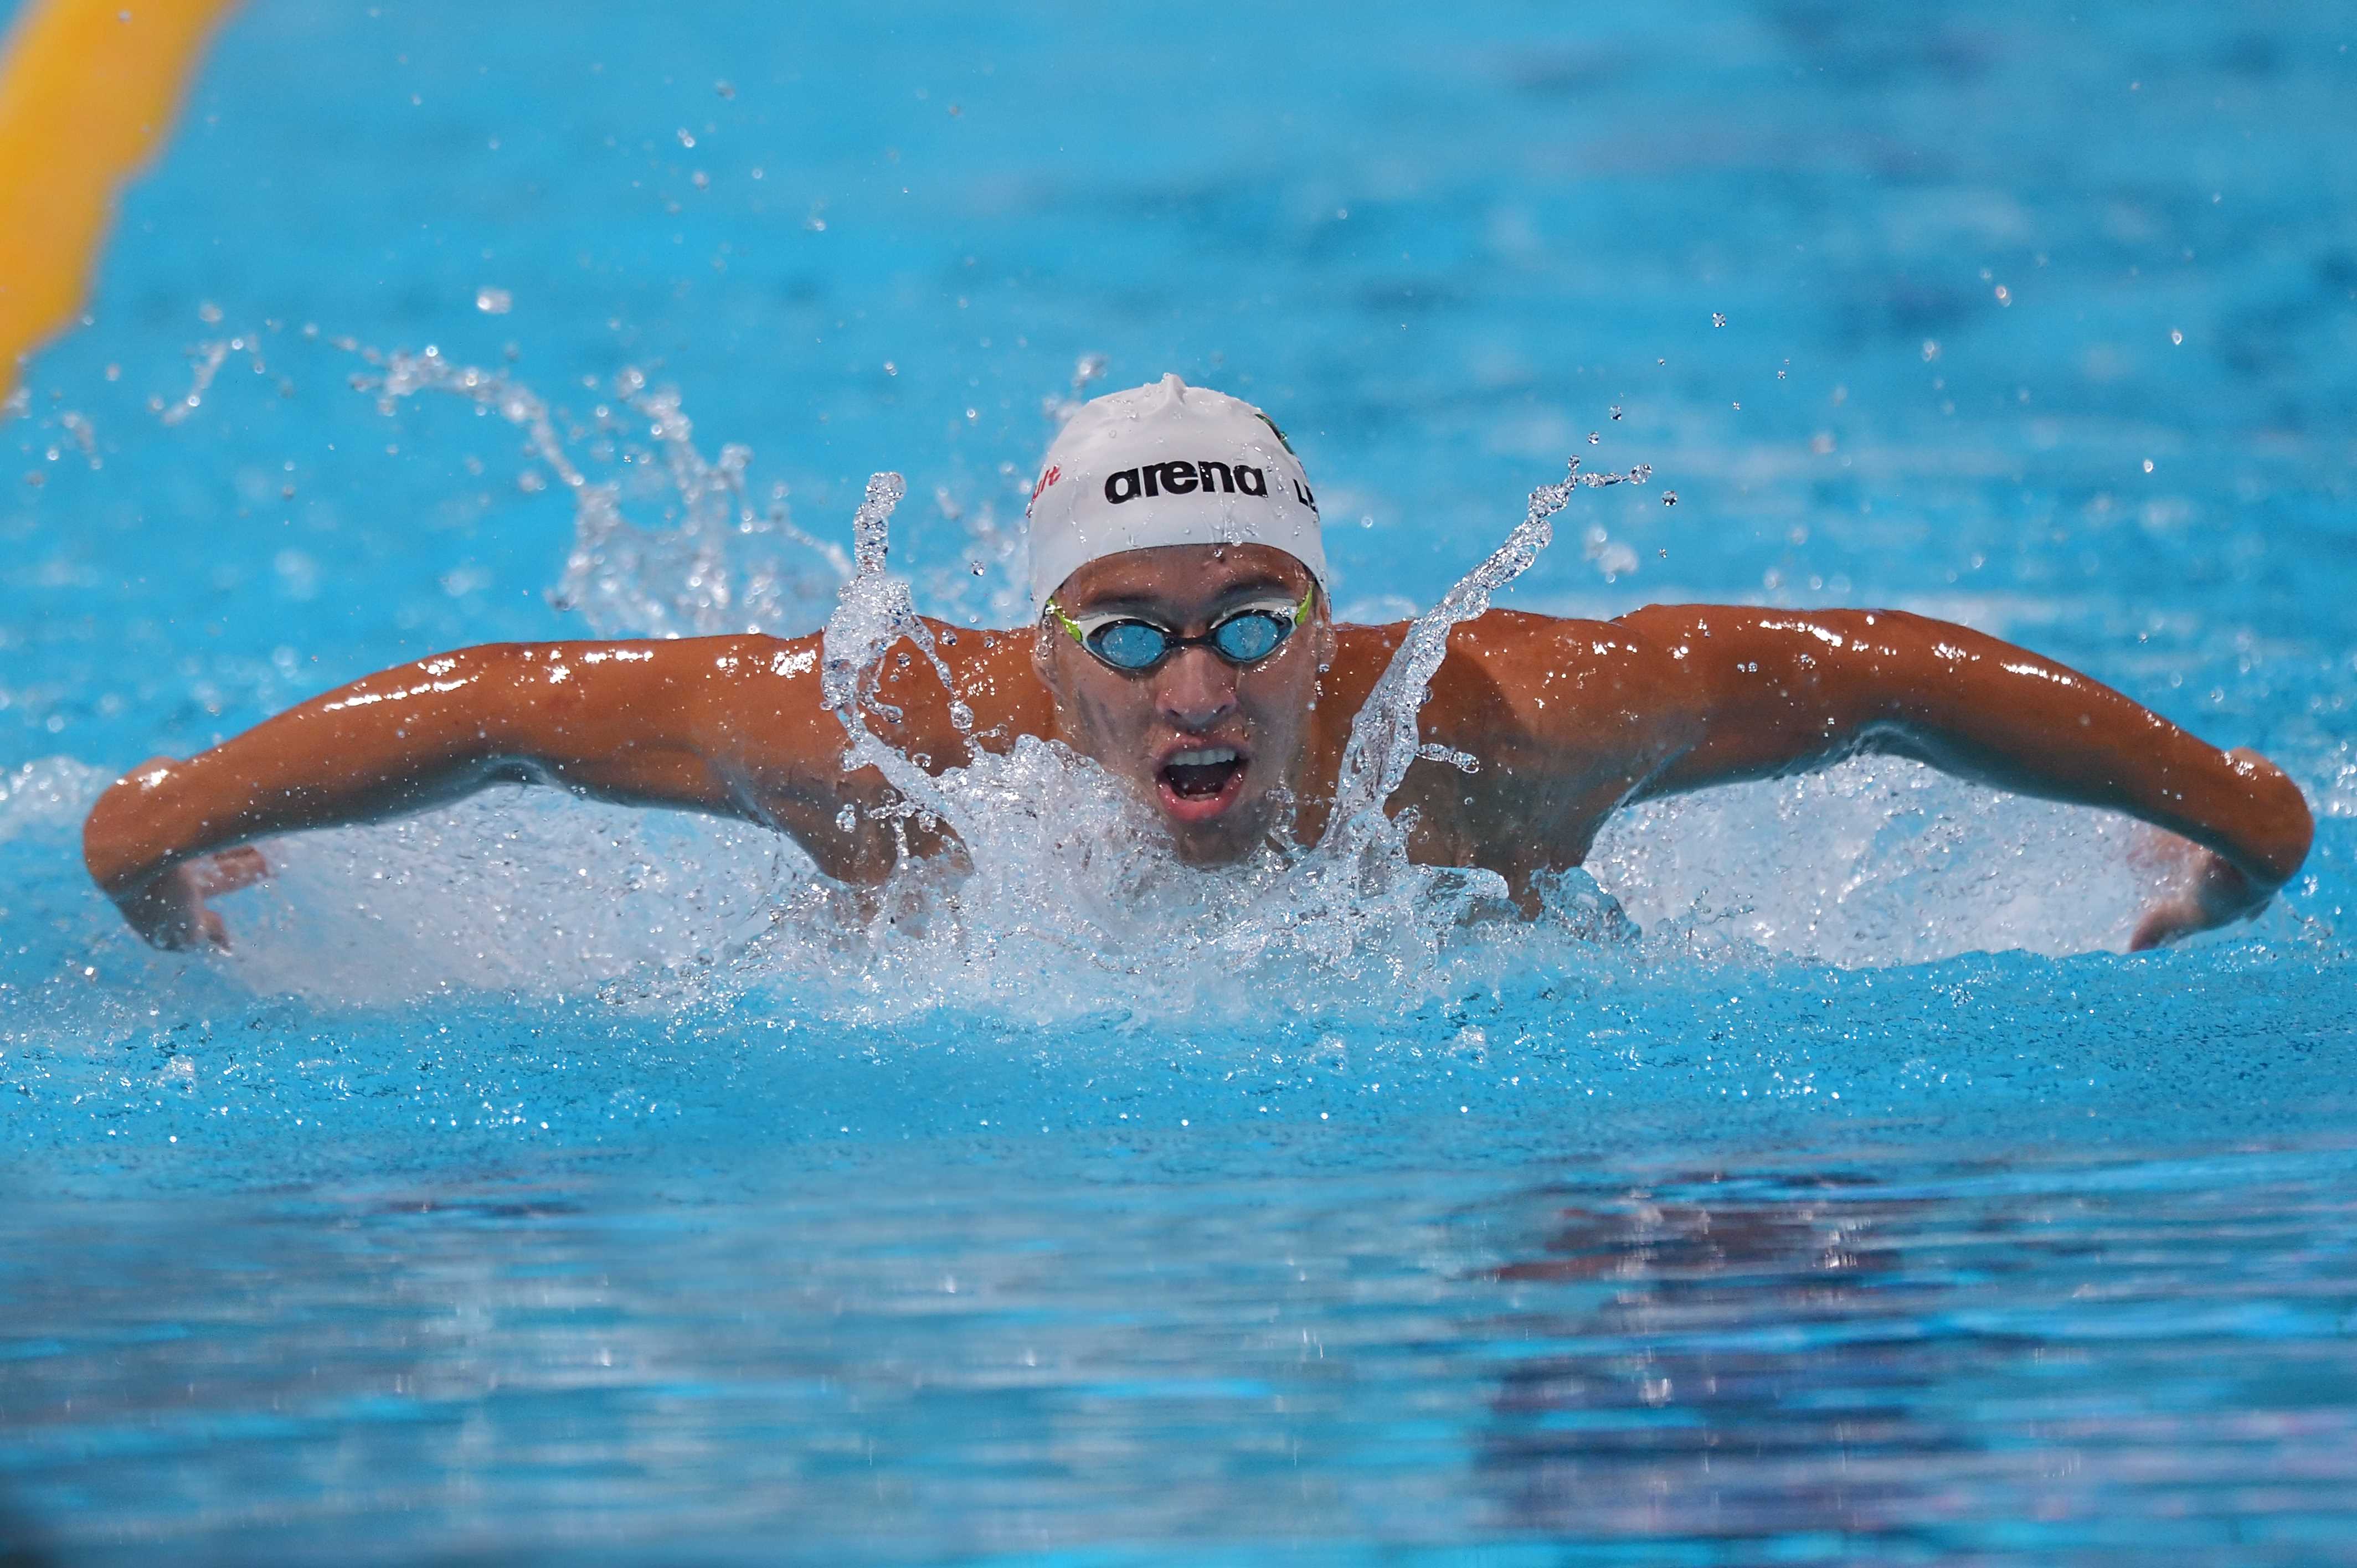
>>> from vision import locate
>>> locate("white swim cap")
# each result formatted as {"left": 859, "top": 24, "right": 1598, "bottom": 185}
{"left": 1025, "top": 373, "right": 1325, "bottom": 615}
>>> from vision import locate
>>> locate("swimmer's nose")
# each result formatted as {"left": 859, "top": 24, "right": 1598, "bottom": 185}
{"left": 1157, "top": 645, "right": 1239, "bottom": 731}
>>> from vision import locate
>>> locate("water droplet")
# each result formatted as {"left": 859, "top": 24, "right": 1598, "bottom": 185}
{"left": 1661, "top": 491, "right": 1679, "bottom": 506}
{"left": 1921, "top": 340, "right": 1941, "bottom": 362}
{"left": 676, "top": 128, "right": 696, "bottom": 148}
{"left": 2142, "top": 458, "right": 2155, "bottom": 473}
{"left": 1711, "top": 312, "right": 1728, "bottom": 327}
{"left": 1609, "top": 405, "right": 1622, "bottom": 420}
{"left": 714, "top": 80, "right": 735, "bottom": 99}
{"left": 2169, "top": 328, "right": 2184, "bottom": 345}
{"left": 474, "top": 287, "right": 512, "bottom": 316}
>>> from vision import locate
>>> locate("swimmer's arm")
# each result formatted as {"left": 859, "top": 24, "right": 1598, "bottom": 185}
{"left": 1603, "top": 605, "right": 2314, "bottom": 947}
{"left": 82, "top": 635, "right": 897, "bottom": 948}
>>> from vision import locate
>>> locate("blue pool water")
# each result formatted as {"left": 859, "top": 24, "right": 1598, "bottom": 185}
{"left": 4, "top": 1, "right": 2357, "bottom": 1560}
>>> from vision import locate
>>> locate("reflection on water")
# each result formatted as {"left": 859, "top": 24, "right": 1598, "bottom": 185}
{"left": 1463, "top": 1162, "right": 2357, "bottom": 1554}
{"left": 1477, "top": 1178, "right": 1928, "bottom": 1540}
{"left": 0, "top": 1497, "right": 58, "bottom": 1568}
{"left": 6, "top": 1146, "right": 2357, "bottom": 1560}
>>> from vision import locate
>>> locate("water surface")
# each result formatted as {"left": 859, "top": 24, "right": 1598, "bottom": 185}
{"left": 3, "top": 1, "right": 2355, "bottom": 1561}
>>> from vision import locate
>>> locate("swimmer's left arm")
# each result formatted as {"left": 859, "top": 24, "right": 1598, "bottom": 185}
{"left": 1596, "top": 605, "right": 2314, "bottom": 948}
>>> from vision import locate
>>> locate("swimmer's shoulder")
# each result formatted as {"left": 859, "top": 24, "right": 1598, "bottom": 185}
{"left": 1331, "top": 607, "right": 1701, "bottom": 756}
{"left": 1327, "top": 606, "right": 1665, "bottom": 685}
{"left": 1316, "top": 608, "right": 1635, "bottom": 734}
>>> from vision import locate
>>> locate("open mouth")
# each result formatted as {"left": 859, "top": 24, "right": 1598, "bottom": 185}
{"left": 1156, "top": 745, "right": 1248, "bottom": 822}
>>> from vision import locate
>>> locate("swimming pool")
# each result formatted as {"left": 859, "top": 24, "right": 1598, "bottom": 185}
{"left": 3, "top": 1, "right": 2355, "bottom": 1560}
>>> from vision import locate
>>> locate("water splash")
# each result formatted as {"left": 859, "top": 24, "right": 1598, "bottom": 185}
{"left": 152, "top": 330, "right": 1046, "bottom": 641}
{"left": 1322, "top": 457, "right": 1650, "bottom": 852}
{"left": 739, "top": 452, "right": 1660, "bottom": 1018}
{"left": 1039, "top": 353, "right": 1109, "bottom": 428}
{"left": 156, "top": 337, "right": 253, "bottom": 427}
{"left": 1167, "top": 456, "right": 1661, "bottom": 978}
{"left": 0, "top": 758, "right": 110, "bottom": 845}
{"left": 348, "top": 346, "right": 850, "bottom": 638}
{"left": 819, "top": 471, "right": 971, "bottom": 833}
{"left": 57, "top": 410, "right": 99, "bottom": 469}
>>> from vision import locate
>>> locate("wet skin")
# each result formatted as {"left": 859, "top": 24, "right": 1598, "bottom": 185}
{"left": 85, "top": 543, "right": 2313, "bottom": 953}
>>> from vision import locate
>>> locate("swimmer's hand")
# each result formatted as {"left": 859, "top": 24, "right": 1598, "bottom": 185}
{"left": 109, "top": 845, "right": 272, "bottom": 951}
{"left": 2125, "top": 749, "right": 2304, "bottom": 951}
{"left": 2127, "top": 829, "right": 2265, "bottom": 950}
{"left": 84, "top": 755, "right": 272, "bottom": 951}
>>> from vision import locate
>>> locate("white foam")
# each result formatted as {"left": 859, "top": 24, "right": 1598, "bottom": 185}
{"left": 1589, "top": 757, "right": 2159, "bottom": 964}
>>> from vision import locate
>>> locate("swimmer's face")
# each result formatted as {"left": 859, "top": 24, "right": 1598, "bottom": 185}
{"left": 1034, "top": 544, "right": 1331, "bottom": 865}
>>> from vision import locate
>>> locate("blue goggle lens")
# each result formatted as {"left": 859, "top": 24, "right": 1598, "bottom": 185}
{"left": 1078, "top": 606, "right": 1299, "bottom": 672}
{"left": 1210, "top": 610, "right": 1286, "bottom": 663}
{"left": 1089, "top": 620, "right": 1172, "bottom": 670}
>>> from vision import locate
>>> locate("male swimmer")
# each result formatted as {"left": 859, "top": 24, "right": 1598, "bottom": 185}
{"left": 84, "top": 375, "right": 2312, "bottom": 953}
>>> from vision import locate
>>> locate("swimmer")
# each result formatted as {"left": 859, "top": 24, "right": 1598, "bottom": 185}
{"left": 84, "top": 375, "right": 2313, "bottom": 953}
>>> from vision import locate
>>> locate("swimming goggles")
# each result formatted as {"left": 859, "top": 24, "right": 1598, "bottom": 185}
{"left": 1047, "top": 585, "right": 1315, "bottom": 674}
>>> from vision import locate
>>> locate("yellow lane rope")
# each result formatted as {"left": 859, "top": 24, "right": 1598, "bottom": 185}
{"left": 0, "top": 0, "right": 242, "bottom": 410}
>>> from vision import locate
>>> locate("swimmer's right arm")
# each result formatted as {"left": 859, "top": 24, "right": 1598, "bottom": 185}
{"left": 82, "top": 635, "right": 928, "bottom": 949}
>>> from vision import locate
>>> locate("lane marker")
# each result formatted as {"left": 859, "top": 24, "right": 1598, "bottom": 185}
{"left": 0, "top": 0, "right": 243, "bottom": 407}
